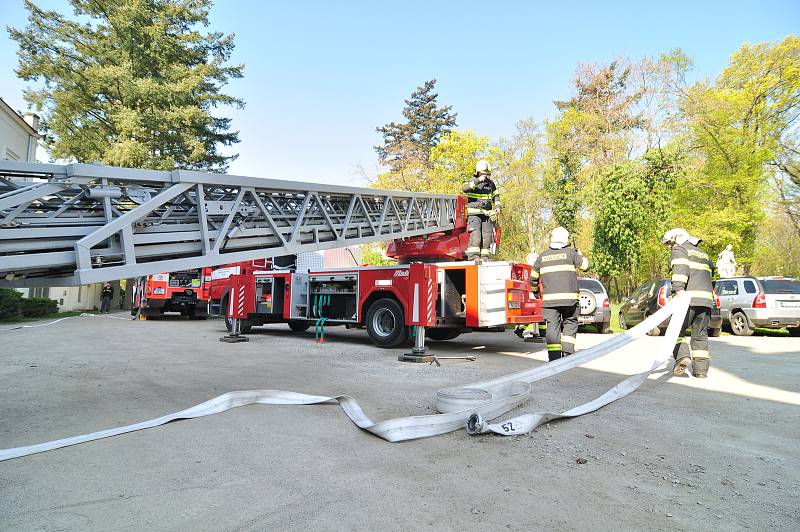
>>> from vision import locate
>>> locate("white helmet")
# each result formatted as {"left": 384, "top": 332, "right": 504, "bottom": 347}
{"left": 474, "top": 160, "right": 491, "bottom": 176}
{"left": 662, "top": 228, "right": 690, "bottom": 246}
{"left": 550, "top": 226, "right": 569, "bottom": 249}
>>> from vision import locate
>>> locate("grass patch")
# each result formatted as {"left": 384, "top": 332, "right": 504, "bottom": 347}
{"left": 0, "top": 310, "right": 92, "bottom": 324}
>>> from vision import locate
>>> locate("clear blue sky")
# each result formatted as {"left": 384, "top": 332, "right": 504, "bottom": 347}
{"left": 1, "top": 0, "right": 798, "bottom": 185}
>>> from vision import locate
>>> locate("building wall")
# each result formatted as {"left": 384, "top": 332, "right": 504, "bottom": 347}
{"left": 0, "top": 103, "right": 36, "bottom": 162}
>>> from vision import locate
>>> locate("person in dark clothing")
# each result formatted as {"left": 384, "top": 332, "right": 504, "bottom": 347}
{"left": 662, "top": 228, "right": 714, "bottom": 378}
{"left": 100, "top": 282, "right": 113, "bottom": 314}
{"left": 462, "top": 160, "right": 500, "bottom": 261}
{"left": 531, "top": 227, "right": 590, "bottom": 361}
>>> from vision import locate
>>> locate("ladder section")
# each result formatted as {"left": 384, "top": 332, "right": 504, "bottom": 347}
{"left": 0, "top": 161, "right": 458, "bottom": 286}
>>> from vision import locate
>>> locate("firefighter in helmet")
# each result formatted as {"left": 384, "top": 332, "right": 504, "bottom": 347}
{"left": 662, "top": 228, "right": 713, "bottom": 378}
{"left": 463, "top": 160, "right": 500, "bottom": 261}
{"left": 531, "top": 227, "right": 590, "bottom": 361}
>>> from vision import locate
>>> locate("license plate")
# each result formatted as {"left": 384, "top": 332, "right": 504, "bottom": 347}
{"left": 578, "top": 316, "right": 593, "bottom": 323}
{"left": 782, "top": 301, "right": 800, "bottom": 308}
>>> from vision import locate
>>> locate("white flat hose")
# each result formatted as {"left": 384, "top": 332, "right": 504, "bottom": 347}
{"left": 0, "top": 294, "right": 691, "bottom": 462}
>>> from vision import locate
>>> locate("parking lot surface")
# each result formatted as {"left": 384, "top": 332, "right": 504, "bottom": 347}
{"left": 1, "top": 315, "right": 798, "bottom": 531}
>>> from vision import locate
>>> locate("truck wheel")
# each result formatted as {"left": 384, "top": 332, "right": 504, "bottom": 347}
{"left": 366, "top": 298, "right": 408, "bottom": 348}
{"left": 288, "top": 320, "right": 311, "bottom": 332}
{"left": 730, "top": 311, "right": 754, "bottom": 336}
{"left": 189, "top": 307, "right": 208, "bottom": 320}
{"left": 708, "top": 327, "right": 722, "bottom": 337}
{"left": 426, "top": 328, "right": 462, "bottom": 341}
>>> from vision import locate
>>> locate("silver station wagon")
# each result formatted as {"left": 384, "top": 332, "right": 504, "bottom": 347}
{"left": 714, "top": 277, "right": 800, "bottom": 336}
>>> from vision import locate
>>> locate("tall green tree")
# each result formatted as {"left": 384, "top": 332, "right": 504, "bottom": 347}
{"left": 374, "top": 79, "right": 457, "bottom": 174}
{"left": 673, "top": 36, "right": 800, "bottom": 270}
{"left": 9, "top": 0, "right": 244, "bottom": 171}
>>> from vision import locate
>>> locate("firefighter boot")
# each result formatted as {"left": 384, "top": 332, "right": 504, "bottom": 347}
{"left": 692, "top": 358, "right": 709, "bottom": 378}
{"left": 673, "top": 355, "right": 691, "bottom": 376}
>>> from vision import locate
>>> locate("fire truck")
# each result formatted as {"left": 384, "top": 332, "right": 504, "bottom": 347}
{"left": 209, "top": 197, "right": 542, "bottom": 348}
{"left": 131, "top": 268, "right": 213, "bottom": 319}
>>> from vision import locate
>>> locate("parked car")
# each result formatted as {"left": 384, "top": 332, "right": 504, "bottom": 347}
{"left": 714, "top": 277, "right": 800, "bottom": 336}
{"left": 618, "top": 278, "right": 723, "bottom": 337}
{"left": 578, "top": 277, "right": 612, "bottom": 333}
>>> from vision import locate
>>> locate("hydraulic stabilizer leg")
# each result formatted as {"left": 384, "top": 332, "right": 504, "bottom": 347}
{"left": 398, "top": 326, "right": 435, "bottom": 363}
{"left": 220, "top": 317, "right": 249, "bottom": 343}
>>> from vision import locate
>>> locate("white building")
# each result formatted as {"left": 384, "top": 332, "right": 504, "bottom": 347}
{"left": 1, "top": 97, "right": 114, "bottom": 312}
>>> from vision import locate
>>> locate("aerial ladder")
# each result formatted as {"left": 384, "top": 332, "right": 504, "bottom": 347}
{"left": 0, "top": 161, "right": 459, "bottom": 286}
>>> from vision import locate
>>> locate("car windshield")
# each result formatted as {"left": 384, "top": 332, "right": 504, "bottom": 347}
{"left": 579, "top": 279, "right": 605, "bottom": 293}
{"left": 760, "top": 279, "right": 800, "bottom": 294}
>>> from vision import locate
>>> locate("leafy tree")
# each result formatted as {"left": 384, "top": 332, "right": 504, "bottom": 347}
{"left": 9, "top": 0, "right": 244, "bottom": 171}
{"left": 374, "top": 79, "right": 457, "bottom": 173}
{"left": 591, "top": 149, "right": 680, "bottom": 298}
{"left": 673, "top": 36, "right": 800, "bottom": 270}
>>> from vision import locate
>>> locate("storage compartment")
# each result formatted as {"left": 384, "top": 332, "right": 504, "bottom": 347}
{"left": 438, "top": 268, "right": 466, "bottom": 318}
{"left": 308, "top": 273, "right": 359, "bottom": 322}
{"left": 255, "top": 276, "right": 285, "bottom": 315}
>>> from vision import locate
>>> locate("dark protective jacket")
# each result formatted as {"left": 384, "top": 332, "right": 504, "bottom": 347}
{"left": 102, "top": 286, "right": 113, "bottom": 298}
{"left": 462, "top": 176, "right": 499, "bottom": 217}
{"left": 670, "top": 242, "right": 714, "bottom": 308}
{"left": 531, "top": 247, "right": 590, "bottom": 307}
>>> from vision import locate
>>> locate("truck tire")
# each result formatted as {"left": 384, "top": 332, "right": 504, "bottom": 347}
{"left": 189, "top": 306, "right": 208, "bottom": 320}
{"left": 426, "top": 328, "right": 462, "bottom": 341}
{"left": 730, "top": 310, "right": 754, "bottom": 336}
{"left": 288, "top": 320, "right": 311, "bottom": 332}
{"left": 365, "top": 298, "right": 408, "bottom": 348}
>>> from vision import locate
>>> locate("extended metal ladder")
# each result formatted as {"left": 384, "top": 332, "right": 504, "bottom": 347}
{"left": 0, "top": 161, "right": 458, "bottom": 286}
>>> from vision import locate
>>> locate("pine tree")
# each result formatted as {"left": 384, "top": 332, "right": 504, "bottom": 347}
{"left": 9, "top": 0, "right": 244, "bottom": 171}
{"left": 374, "top": 79, "right": 457, "bottom": 171}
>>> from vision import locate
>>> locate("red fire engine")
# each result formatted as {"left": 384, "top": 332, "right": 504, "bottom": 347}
{"left": 209, "top": 196, "right": 542, "bottom": 348}
{"left": 131, "top": 268, "right": 213, "bottom": 319}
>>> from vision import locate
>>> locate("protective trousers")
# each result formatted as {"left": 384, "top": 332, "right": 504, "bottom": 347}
{"left": 673, "top": 306, "right": 711, "bottom": 375}
{"left": 466, "top": 215, "right": 493, "bottom": 260}
{"left": 542, "top": 304, "right": 580, "bottom": 361}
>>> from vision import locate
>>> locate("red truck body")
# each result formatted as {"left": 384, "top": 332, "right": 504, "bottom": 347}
{"left": 209, "top": 260, "right": 541, "bottom": 347}
{"left": 131, "top": 268, "right": 212, "bottom": 319}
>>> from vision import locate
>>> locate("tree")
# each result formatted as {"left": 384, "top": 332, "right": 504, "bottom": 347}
{"left": 9, "top": 0, "right": 244, "bottom": 171}
{"left": 591, "top": 149, "right": 680, "bottom": 298}
{"left": 673, "top": 36, "right": 800, "bottom": 270}
{"left": 374, "top": 79, "right": 457, "bottom": 173}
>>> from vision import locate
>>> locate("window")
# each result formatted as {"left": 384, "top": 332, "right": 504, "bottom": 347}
{"left": 761, "top": 279, "right": 800, "bottom": 294}
{"left": 743, "top": 280, "right": 757, "bottom": 294}
{"left": 30, "top": 287, "right": 50, "bottom": 298}
{"left": 716, "top": 280, "right": 738, "bottom": 296}
{"left": 578, "top": 278, "right": 605, "bottom": 294}
{"left": 648, "top": 282, "right": 658, "bottom": 298}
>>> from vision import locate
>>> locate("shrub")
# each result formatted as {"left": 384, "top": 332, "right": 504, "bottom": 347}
{"left": 0, "top": 289, "right": 23, "bottom": 320}
{"left": 21, "top": 297, "right": 59, "bottom": 317}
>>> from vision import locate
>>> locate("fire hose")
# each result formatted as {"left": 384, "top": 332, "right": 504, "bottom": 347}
{"left": 0, "top": 293, "right": 691, "bottom": 462}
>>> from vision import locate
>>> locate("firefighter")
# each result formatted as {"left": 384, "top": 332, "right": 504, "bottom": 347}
{"left": 463, "top": 160, "right": 500, "bottom": 261}
{"left": 100, "top": 282, "right": 113, "bottom": 314}
{"left": 662, "top": 228, "right": 713, "bottom": 378}
{"left": 531, "top": 227, "right": 590, "bottom": 361}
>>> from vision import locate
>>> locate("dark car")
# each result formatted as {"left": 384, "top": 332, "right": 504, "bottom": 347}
{"left": 618, "top": 278, "right": 722, "bottom": 337}
{"left": 578, "top": 277, "right": 612, "bottom": 333}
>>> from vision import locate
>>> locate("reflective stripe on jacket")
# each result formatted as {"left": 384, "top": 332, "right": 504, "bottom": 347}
{"left": 531, "top": 247, "right": 590, "bottom": 307}
{"left": 670, "top": 242, "right": 714, "bottom": 307}
{"left": 462, "top": 177, "right": 499, "bottom": 215}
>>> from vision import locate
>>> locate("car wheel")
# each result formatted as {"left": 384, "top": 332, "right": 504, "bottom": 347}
{"left": 426, "top": 328, "right": 462, "bottom": 341}
{"left": 618, "top": 313, "right": 627, "bottom": 330}
{"left": 599, "top": 321, "right": 612, "bottom": 334}
{"left": 365, "top": 298, "right": 408, "bottom": 348}
{"left": 787, "top": 326, "right": 800, "bottom": 337}
{"left": 708, "top": 327, "right": 722, "bottom": 338}
{"left": 730, "top": 310, "right": 754, "bottom": 336}
{"left": 288, "top": 320, "right": 311, "bottom": 332}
